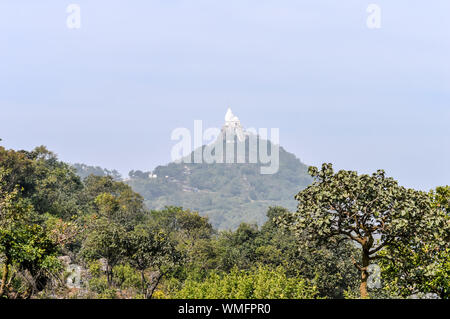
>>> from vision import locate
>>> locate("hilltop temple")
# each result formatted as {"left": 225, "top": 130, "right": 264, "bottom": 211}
{"left": 221, "top": 108, "right": 245, "bottom": 142}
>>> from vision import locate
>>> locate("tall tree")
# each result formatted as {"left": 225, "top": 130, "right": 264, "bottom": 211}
{"left": 80, "top": 218, "right": 127, "bottom": 286}
{"left": 125, "top": 225, "right": 181, "bottom": 298}
{"left": 280, "top": 163, "right": 448, "bottom": 298}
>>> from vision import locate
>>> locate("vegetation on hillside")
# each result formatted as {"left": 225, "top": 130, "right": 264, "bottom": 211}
{"left": 0, "top": 144, "right": 448, "bottom": 299}
{"left": 125, "top": 137, "right": 312, "bottom": 230}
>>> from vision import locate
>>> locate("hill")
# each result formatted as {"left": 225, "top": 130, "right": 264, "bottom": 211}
{"left": 74, "top": 109, "right": 312, "bottom": 230}
{"left": 125, "top": 135, "right": 312, "bottom": 230}
{"left": 75, "top": 109, "right": 312, "bottom": 230}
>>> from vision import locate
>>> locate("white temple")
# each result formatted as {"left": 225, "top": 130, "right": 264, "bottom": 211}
{"left": 222, "top": 108, "right": 245, "bottom": 142}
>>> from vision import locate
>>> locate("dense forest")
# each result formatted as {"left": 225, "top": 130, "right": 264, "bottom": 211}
{"left": 0, "top": 144, "right": 449, "bottom": 299}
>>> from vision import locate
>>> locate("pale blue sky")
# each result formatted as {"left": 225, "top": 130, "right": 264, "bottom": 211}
{"left": 0, "top": 1, "right": 449, "bottom": 190}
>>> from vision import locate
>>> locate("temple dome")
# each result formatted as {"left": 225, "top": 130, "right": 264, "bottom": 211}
{"left": 225, "top": 108, "right": 239, "bottom": 123}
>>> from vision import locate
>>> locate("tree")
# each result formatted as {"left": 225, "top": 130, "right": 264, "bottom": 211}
{"left": 149, "top": 207, "right": 214, "bottom": 270}
{"left": 280, "top": 163, "right": 448, "bottom": 298}
{"left": 0, "top": 146, "right": 84, "bottom": 220}
{"left": 216, "top": 223, "right": 259, "bottom": 271}
{"left": 0, "top": 184, "right": 60, "bottom": 298}
{"left": 83, "top": 176, "right": 146, "bottom": 230}
{"left": 0, "top": 147, "right": 35, "bottom": 196}
{"left": 79, "top": 177, "right": 149, "bottom": 290}
{"left": 149, "top": 206, "right": 213, "bottom": 241}
{"left": 0, "top": 147, "right": 82, "bottom": 298}
{"left": 27, "top": 146, "right": 84, "bottom": 219}
{"left": 80, "top": 218, "right": 127, "bottom": 286}
{"left": 379, "top": 186, "right": 450, "bottom": 298}
{"left": 259, "top": 207, "right": 359, "bottom": 298}
{"left": 125, "top": 225, "right": 181, "bottom": 298}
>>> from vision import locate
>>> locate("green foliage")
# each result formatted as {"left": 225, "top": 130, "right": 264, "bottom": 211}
{"left": 80, "top": 218, "right": 127, "bottom": 285}
{"left": 0, "top": 146, "right": 85, "bottom": 220}
{"left": 84, "top": 175, "right": 146, "bottom": 230}
{"left": 29, "top": 147, "right": 84, "bottom": 219}
{"left": 0, "top": 155, "right": 63, "bottom": 298}
{"left": 280, "top": 163, "right": 448, "bottom": 298}
{"left": 2, "top": 224, "right": 60, "bottom": 271}
{"left": 88, "top": 274, "right": 109, "bottom": 294}
{"left": 2, "top": 143, "right": 448, "bottom": 300}
{"left": 127, "top": 139, "right": 312, "bottom": 230}
{"left": 172, "top": 265, "right": 319, "bottom": 299}
{"left": 378, "top": 186, "right": 450, "bottom": 298}
{"left": 430, "top": 186, "right": 450, "bottom": 213}
{"left": 112, "top": 264, "right": 141, "bottom": 290}
{"left": 126, "top": 226, "right": 181, "bottom": 271}
{"left": 214, "top": 207, "right": 359, "bottom": 298}
{"left": 85, "top": 262, "right": 139, "bottom": 299}
{"left": 73, "top": 163, "right": 121, "bottom": 181}
{"left": 125, "top": 224, "right": 182, "bottom": 298}
{"left": 149, "top": 206, "right": 214, "bottom": 240}
{"left": 379, "top": 245, "right": 450, "bottom": 299}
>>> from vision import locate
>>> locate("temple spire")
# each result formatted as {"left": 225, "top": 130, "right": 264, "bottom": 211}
{"left": 222, "top": 107, "right": 245, "bottom": 142}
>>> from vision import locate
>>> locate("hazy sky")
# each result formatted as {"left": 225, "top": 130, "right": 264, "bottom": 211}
{"left": 0, "top": 1, "right": 449, "bottom": 190}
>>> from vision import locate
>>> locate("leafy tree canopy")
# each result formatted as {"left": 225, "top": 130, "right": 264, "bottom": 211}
{"left": 279, "top": 163, "right": 448, "bottom": 298}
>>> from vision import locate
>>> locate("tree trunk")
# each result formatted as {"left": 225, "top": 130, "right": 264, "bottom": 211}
{"left": 360, "top": 272, "right": 368, "bottom": 298}
{"left": 140, "top": 270, "right": 146, "bottom": 297}
{"left": 360, "top": 249, "right": 370, "bottom": 299}
{"left": 0, "top": 260, "right": 9, "bottom": 297}
{"left": 147, "top": 272, "right": 162, "bottom": 299}
{"left": 106, "top": 264, "right": 112, "bottom": 287}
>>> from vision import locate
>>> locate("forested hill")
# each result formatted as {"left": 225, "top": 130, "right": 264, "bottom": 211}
{"left": 121, "top": 138, "right": 312, "bottom": 230}
{"left": 72, "top": 163, "right": 122, "bottom": 181}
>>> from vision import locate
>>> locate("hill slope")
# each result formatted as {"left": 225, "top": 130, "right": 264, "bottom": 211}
{"left": 126, "top": 137, "right": 312, "bottom": 230}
